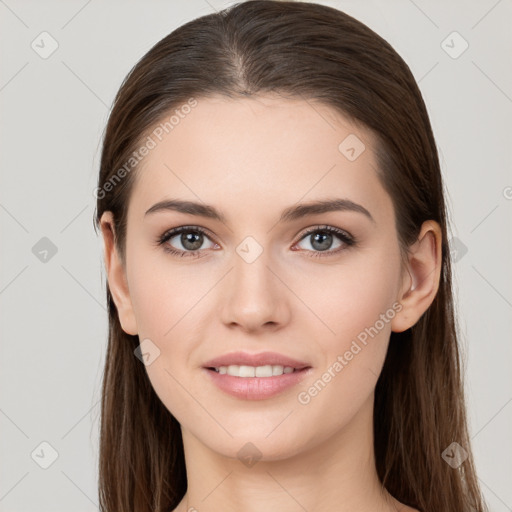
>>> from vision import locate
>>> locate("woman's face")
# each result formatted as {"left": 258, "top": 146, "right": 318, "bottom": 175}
{"left": 109, "top": 94, "right": 410, "bottom": 460}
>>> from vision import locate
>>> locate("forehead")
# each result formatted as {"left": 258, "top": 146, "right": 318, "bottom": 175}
{"left": 128, "top": 94, "right": 392, "bottom": 224}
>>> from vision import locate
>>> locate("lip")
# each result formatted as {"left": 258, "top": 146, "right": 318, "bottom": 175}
{"left": 203, "top": 366, "right": 313, "bottom": 400}
{"left": 202, "top": 351, "right": 311, "bottom": 370}
{"left": 202, "top": 351, "right": 312, "bottom": 400}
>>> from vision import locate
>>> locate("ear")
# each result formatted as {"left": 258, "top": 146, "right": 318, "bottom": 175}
{"left": 391, "top": 220, "right": 443, "bottom": 333}
{"left": 99, "top": 211, "right": 138, "bottom": 335}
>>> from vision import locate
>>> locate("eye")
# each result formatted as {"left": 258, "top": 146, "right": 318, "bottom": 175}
{"left": 156, "top": 226, "right": 218, "bottom": 258}
{"left": 156, "top": 224, "right": 356, "bottom": 259}
{"left": 293, "top": 225, "right": 356, "bottom": 257}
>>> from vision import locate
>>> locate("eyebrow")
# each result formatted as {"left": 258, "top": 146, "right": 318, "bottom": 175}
{"left": 144, "top": 198, "right": 375, "bottom": 224}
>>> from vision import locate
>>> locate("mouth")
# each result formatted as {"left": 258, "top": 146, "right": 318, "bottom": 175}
{"left": 201, "top": 351, "right": 312, "bottom": 399}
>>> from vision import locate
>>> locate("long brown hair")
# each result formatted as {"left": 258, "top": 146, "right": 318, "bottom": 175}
{"left": 93, "top": 1, "right": 488, "bottom": 511}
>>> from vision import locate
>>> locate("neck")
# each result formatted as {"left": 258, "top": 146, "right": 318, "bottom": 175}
{"left": 173, "top": 393, "right": 400, "bottom": 512}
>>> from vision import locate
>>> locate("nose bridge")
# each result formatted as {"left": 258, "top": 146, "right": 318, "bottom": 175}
{"left": 233, "top": 243, "right": 272, "bottom": 295}
{"left": 219, "top": 235, "right": 289, "bottom": 330}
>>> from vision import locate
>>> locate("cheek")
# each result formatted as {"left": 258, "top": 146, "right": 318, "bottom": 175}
{"left": 125, "top": 253, "right": 204, "bottom": 421}
{"left": 126, "top": 244, "right": 200, "bottom": 339}
{"left": 290, "top": 246, "right": 401, "bottom": 398}
{"left": 293, "top": 248, "right": 401, "bottom": 343}
{"left": 125, "top": 248, "right": 213, "bottom": 410}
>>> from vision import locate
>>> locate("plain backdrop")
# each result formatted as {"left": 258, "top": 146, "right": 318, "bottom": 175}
{"left": 1, "top": 0, "right": 511, "bottom": 510}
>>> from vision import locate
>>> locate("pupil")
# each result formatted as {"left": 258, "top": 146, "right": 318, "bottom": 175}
{"left": 312, "top": 232, "right": 332, "bottom": 251}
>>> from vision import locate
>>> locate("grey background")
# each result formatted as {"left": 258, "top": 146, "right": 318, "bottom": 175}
{"left": 1, "top": 0, "right": 511, "bottom": 510}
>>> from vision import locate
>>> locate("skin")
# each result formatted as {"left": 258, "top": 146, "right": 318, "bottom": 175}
{"left": 100, "top": 94, "right": 442, "bottom": 512}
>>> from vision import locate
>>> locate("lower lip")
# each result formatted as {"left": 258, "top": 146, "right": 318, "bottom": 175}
{"left": 203, "top": 367, "right": 312, "bottom": 400}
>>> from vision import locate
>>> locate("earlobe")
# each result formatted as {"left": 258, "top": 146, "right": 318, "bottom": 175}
{"left": 99, "top": 211, "right": 138, "bottom": 336}
{"left": 391, "top": 220, "right": 443, "bottom": 333}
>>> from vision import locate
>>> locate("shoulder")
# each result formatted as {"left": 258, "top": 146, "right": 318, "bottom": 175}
{"left": 393, "top": 501, "right": 422, "bottom": 512}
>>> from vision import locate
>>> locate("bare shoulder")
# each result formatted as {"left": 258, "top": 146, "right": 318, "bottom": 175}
{"left": 391, "top": 500, "right": 421, "bottom": 512}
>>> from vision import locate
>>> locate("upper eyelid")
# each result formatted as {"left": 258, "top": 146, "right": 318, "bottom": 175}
{"left": 164, "top": 225, "right": 217, "bottom": 243}
{"left": 299, "top": 225, "right": 352, "bottom": 238}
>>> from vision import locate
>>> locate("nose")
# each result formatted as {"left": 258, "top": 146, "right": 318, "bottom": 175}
{"left": 219, "top": 246, "right": 291, "bottom": 333}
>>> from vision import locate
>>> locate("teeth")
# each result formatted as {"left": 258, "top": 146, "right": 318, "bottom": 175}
{"left": 213, "top": 364, "right": 297, "bottom": 377}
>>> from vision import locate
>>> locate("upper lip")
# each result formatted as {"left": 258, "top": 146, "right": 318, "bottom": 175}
{"left": 203, "top": 351, "right": 311, "bottom": 370}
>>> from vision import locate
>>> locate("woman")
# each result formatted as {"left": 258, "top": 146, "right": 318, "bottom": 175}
{"left": 93, "top": 1, "right": 488, "bottom": 511}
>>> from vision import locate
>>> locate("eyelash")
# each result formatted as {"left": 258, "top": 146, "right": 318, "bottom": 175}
{"left": 156, "top": 224, "right": 356, "bottom": 259}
